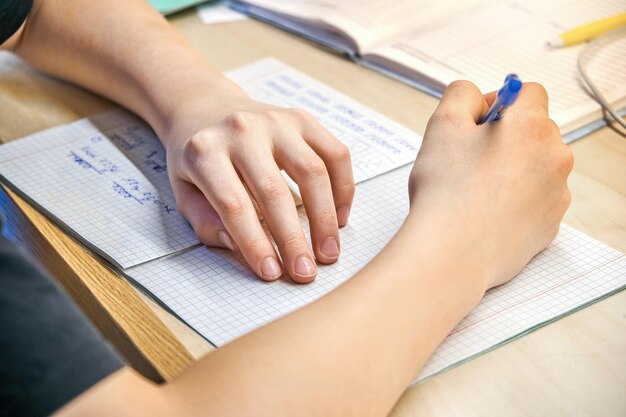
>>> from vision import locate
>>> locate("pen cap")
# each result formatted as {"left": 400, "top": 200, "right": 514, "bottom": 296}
{"left": 498, "top": 74, "right": 522, "bottom": 106}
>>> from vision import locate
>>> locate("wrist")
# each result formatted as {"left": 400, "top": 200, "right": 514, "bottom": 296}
{"left": 400, "top": 206, "right": 491, "bottom": 302}
{"left": 137, "top": 64, "right": 248, "bottom": 146}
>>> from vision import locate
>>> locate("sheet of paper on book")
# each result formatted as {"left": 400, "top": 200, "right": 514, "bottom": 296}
{"left": 233, "top": 0, "right": 626, "bottom": 141}
{"left": 364, "top": 0, "right": 626, "bottom": 138}
{"left": 125, "top": 164, "right": 626, "bottom": 382}
{"left": 0, "top": 58, "right": 421, "bottom": 268}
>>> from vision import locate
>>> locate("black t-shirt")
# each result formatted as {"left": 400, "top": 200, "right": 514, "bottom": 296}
{"left": 0, "top": 221, "right": 125, "bottom": 417}
{"left": 0, "top": 222, "right": 124, "bottom": 417}
{"left": 0, "top": 0, "right": 33, "bottom": 44}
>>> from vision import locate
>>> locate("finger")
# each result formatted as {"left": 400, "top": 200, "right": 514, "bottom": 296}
{"left": 235, "top": 147, "right": 318, "bottom": 283}
{"left": 187, "top": 155, "right": 284, "bottom": 282}
{"left": 483, "top": 91, "right": 497, "bottom": 107}
{"left": 295, "top": 111, "right": 355, "bottom": 227}
{"left": 512, "top": 82, "right": 549, "bottom": 114}
{"left": 172, "top": 180, "right": 237, "bottom": 251}
{"left": 276, "top": 137, "right": 341, "bottom": 265}
{"left": 436, "top": 80, "right": 490, "bottom": 125}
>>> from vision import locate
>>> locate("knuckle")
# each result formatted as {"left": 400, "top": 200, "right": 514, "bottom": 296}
{"left": 290, "top": 108, "right": 313, "bottom": 123}
{"left": 214, "top": 193, "right": 246, "bottom": 217}
{"left": 182, "top": 132, "right": 210, "bottom": 163}
{"left": 562, "top": 188, "right": 572, "bottom": 210}
{"left": 243, "top": 236, "right": 269, "bottom": 253}
{"left": 337, "top": 181, "right": 356, "bottom": 200}
{"left": 329, "top": 142, "right": 351, "bottom": 163}
{"left": 281, "top": 230, "right": 306, "bottom": 251}
{"left": 562, "top": 146, "right": 574, "bottom": 173}
{"left": 447, "top": 79, "right": 475, "bottom": 92}
{"left": 525, "top": 82, "right": 548, "bottom": 98}
{"left": 318, "top": 209, "right": 338, "bottom": 228}
{"left": 552, "top": 145, "right": 574, "bottom": 175}
{"left": 296, "top": 155, "right": 327, "bottom": 179}
{"left": 224, "top": 112, "right": 253, "bottom": 135}
{"left": 257, "top": 176, "right": 286, "bottom": 202}
{"left": 264, "top": 109, "right": 282, "bottom": 122}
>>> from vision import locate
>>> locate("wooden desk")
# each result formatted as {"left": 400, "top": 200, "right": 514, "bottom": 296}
{"left": 1, "top": 9, "right": 625, "bottom": 416}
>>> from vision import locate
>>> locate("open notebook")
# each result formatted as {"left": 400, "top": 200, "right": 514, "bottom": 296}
{"left": 1, "top": 59, "right": 624, "bottom": 383}
{"left": 231, "top": 0, "right": 626, "bottom": 142}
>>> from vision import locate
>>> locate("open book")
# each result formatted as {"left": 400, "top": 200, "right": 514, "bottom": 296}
{"left": 1, "top": 58, "right": 624, "bottom": 384}
{"left": 231, "top": 0, "right": 626, "bottom": 142}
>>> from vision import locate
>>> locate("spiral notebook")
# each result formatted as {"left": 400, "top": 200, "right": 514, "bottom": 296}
{"left": 0, "top": 58, "right": 624, "bottom": 383}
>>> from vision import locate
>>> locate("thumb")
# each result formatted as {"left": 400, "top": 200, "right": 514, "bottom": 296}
{"left": 172, "top": 180, "right": 238, "bottom": 252}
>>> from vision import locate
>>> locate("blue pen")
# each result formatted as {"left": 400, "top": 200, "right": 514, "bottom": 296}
{"left": 480, "top": 74, "right": 522, "bottom": 124}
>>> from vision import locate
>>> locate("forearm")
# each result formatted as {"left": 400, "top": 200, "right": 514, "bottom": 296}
{"left": 162, "top": 210, "right": 486, "bottom": 417}
{"left": 56, "top": 209, "right": 486, "bottom": 417}
{"left": 14, "top": 0, "right": 241, "bottom": 142}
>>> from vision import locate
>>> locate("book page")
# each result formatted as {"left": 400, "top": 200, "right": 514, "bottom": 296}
{"left": 126, "top": 163, "right": 626, "bottom": 382}
{"left": 366, "top": 0, "right": 626, "bottom": 137}
{"left": 0, "top": 58, "right": 421, "bottom": 268}
{"left": 233, "top": 0, "right": 487, "bottom": 52}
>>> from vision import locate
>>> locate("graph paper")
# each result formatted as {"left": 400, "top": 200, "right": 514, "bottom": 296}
{"left": 0, "top": 58, "right": 624, "bottom": 383}
{"left": 125, "top": 164, "right": 626, "bottom": 382}
{"left": 0, "top": 109, "right": 198, "bottom": 268}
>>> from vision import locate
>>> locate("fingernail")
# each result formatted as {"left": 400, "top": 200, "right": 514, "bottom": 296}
{"left": 295, "top": 256, "right": 316, "bottom": 278}
{"left": 320, "top": 236, "right": 339, "bottom": 259}
{"left": 337, "top": 206, "right": 350, "bottom": 227}
{"left": 260, "top": 257, "right": 282, "bottom": 280}
{"left": 217, "top": 230, "right": 236, "bottom": 251}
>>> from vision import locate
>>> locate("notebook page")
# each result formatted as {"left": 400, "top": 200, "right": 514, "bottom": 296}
{"left": 0, "top": 110, "right": 198, "bottom": 268}
{"left": 366, "top": 0, "right": 626, "bottom": 137}
{"left": 227, "top": 58, "right": 422, "bottom": 187}
{"left": 126, "top": 164, "right": 626, "bottom": 383}
{"left": 0, "top": 58, "right": 421, "bottom": 268}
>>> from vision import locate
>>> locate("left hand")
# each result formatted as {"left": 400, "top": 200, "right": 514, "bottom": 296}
{"left": 160, "top": 85, "right": 355, "bottom": 283}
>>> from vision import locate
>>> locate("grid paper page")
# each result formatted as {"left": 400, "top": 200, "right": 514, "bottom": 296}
{"left": 369, "top": 0, "right": 626, "bottom": 136}
{"left": 126, "top": 164, "right": 626, "bottom": 382}
{"left": 0, "top": 110, "right": 199, "bottom": 268}
{"left": 228, "top": 58, "right": 422, "bottom": 186}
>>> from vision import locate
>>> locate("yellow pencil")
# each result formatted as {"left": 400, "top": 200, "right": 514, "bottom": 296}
{"left": 547, "top": 12, "right": 626, "bottom": 48}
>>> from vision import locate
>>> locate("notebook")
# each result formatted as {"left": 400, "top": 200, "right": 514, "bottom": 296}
{"left": 1, "top": 59, "right": 624, "bottom": 383}
{"left": 230, "top": 0, "right": 626, "bottom": 142}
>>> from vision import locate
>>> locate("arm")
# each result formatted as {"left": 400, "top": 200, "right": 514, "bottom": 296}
{"left": 55, "top": 82, "right": 573, "bottom": 417}
{"left": 5, "top": 0, "right": 355, "bottom": 283}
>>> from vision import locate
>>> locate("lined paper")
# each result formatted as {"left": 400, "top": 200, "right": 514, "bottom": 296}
{"left": 369, "top": 0, "right": 626, "bottom": 135}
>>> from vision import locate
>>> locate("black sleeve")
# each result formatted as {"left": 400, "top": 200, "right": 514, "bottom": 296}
{"left": 0, "top": 226, "right": 124, "bottom": 417}
{"left": 0, "top": 0, "right": 33, "bottom": 44}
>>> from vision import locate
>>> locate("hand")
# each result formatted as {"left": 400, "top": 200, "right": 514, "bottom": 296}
{"left": 162, "top": 86, "right": 355, "bottom": 283}
{"left": 408, "top": 81, "right": 573, "bottom": 291}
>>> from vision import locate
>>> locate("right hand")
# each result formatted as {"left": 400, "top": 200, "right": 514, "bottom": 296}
{"left": 407, "top": 81, "right": 573, "bottom": 291}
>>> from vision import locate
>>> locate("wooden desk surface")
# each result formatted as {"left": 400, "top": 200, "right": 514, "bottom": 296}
{"left": 1, "top": 9, "right": 625, "bottom": 416}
